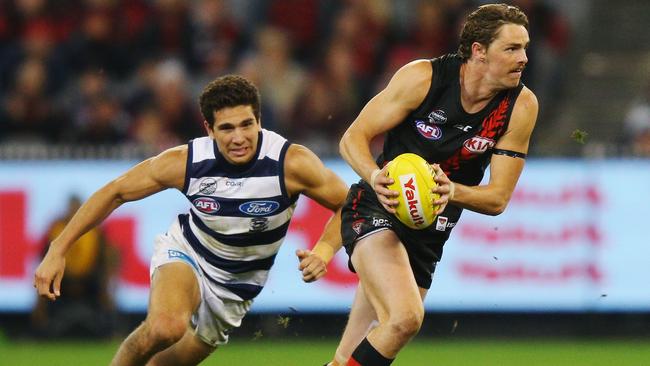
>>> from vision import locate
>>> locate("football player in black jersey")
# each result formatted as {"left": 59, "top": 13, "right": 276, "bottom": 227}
{"left": 327, "top": 4, "right": 538, "bottom": 366}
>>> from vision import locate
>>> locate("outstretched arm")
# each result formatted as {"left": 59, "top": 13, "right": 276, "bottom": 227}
{"left": 284, "top": 144, "right": 349, "bottom": 282}
{"left": 451, "top": 87, "right": 539, "bottom": 215}
{"left": 34, "top": 146, "right": 187, "bottom": 300}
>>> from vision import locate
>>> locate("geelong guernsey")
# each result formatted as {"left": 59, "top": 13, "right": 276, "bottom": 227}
{"left": 179, "top": 129, "right": 298, "bottom": 301}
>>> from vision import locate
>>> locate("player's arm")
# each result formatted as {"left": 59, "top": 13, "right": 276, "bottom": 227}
{"left": 34, "top": 146, "right": 188, "bottom": 300}
{"left": 339, "top": 60, "right": 433, "bottom": 211}
{"left": 284, "top": 144, "right": 349, "bottom": 282}
{"left": 451, "top": 87, "right": 538, "bottom": 215}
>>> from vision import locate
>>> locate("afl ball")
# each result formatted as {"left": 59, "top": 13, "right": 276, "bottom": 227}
{"left": 386, "top": 153, "right": 440, "bottom": 229}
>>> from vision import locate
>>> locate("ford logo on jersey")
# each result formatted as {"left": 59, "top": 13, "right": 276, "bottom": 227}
{"left": 415, "top": 120, "right": 442, "bottom": 140}
{"left": 239, "top": 201, "right": 280, "bottom": 216}
{"left": 192, "top": 197, "right": 220, "bottom": 214}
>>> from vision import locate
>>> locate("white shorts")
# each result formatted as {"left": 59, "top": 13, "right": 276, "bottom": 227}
{"left": 150, "top": 218, "right": 253, "bottom": 346}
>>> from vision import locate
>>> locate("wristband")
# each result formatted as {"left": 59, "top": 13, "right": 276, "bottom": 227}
{"left": 448, "top": 181, "right": 456, "bottom": 201}
{"left": 369, "top": 168, "right": 382, "bottom": 188}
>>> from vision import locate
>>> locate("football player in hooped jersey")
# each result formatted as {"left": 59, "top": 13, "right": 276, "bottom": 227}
{"left": 34, "top": 75, "right": 348, "bottom": 365}
{"left": 328, "top": 4, "right": 538, "bottom": 366}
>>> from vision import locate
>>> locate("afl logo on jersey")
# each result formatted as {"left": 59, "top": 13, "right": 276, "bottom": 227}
{"left": 463, "top": 136, "right": 495, "bottom": 154}
{"left": 415, "top": 120, "right": 442, "bottom": 140}
{"left": 428, "top": 109, "right": 447, "bottom": 124}
{"left": 193, "top": 197, "right": 220, "bottom": 213}
{"left": 239, "top": 200, "right": 280, "bottom": 216}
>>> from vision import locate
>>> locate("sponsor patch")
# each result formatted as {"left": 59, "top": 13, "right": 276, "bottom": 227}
{"left": 399, "top": 174, "right": 425, "bottom": 227}
{"left": 428, "top": 109, "right": 448, "bottom": 124}
{"left": 239, "top": 200, "right": 280, "bottom": 216}
{"left": 225, "top": 180, "right": 243, "bottom": 187}
{"left": 371, "top": 217, "right": 392, "bottom": 227}
{"left": 249, "top": 217, "right": 269, "bottom": 232}
{"left": 463, "top": 136, "right": 495, "bottom": 154}
{"left": 193, "top": 197, "right": 220, "bottom": 213}
{"left": 454, "top": 124, "right": 472, "bottom": 132}
{"left": 199, "top": 178, "right": 217, "bottom": 194}
{"left": 415, "top": 120, "right": 442, "bottom": 140}
{"left": 436, "top": 216, "right": 448, "bottom": 231}
{"left": 167, "top": 249, "right": 198, "bottom": 270}
{"left": 352, "top": 219, "right": 364, "bottom": 235}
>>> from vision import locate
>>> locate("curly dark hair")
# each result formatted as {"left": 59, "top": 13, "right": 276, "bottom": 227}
{"left": 457, "top": 3, "right": 529, "bottom": 62}
{"left": 199, "top": 75, "right": 261, "bottom": 128}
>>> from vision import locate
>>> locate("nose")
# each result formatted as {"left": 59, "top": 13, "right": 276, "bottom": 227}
{"left": 232, "top": 127, "right": 245, "bottom": 143}
{"left": 519, "top": 49, "right": 528, "bottom": 64}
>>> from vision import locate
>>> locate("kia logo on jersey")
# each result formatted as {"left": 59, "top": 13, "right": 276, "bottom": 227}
{"left": 193, "top": 197, "right": 220, "bottom": 213}
{"left": 463, "top": 136, "right": 495, "bottom": 154}
{"left": 415, "top": 120, "right": 442, "bottom": 140}
{"left": 239, "top": 200, "right": 280, "bottom": 216}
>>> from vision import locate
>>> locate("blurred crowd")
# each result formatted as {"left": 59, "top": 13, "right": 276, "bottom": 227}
{"left": 0, "top": 0, "right": 571, "bottom": 157}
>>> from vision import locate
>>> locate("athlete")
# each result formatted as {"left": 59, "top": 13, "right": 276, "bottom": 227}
{"left": 33, "top": 75, "right": 348, "bottom": 365}
{"left": 328, "top": 4, "right": 538, "bottom": 365}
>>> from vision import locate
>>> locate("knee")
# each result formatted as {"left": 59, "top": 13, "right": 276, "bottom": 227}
{"left": 143, "top": 314, "right": 188, "bottom": 347}
{"left": 386, "top": 306, "right": 424, "bottom": 341}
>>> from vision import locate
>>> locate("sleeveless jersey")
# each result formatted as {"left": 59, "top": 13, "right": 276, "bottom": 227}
{"left": 380, "top": 54, "right": 524, "bottom": 183}
{"left": 378, "top": 54, "right": 524, "bottom": 238}
{"left": 179, "top": 129, "right": 298, "bottom": 301}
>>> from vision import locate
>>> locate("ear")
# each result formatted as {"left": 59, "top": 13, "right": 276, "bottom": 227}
{"left": 204, "top": 121, "right": 214, "bottom": 138}
{"left": 471, "top": 42, "right": 487, "bottom": 62}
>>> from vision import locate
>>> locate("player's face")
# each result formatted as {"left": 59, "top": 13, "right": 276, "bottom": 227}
{"left": 206, "top": 105, "right": 261, "bottom": 165}
{"left": 485, "top": 23, "right": 529, "bottom": 89}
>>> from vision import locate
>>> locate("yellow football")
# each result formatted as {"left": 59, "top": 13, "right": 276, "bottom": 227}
{"left": 385, "top": 153, "right": 440, "bottom": 229}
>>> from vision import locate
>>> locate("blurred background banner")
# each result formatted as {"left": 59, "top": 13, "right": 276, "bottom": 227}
{"left": 2, "top": 159, "right": 649, "bottom": 313}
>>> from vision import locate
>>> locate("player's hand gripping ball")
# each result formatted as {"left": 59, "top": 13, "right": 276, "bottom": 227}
{"left": 386, "top": 153, "right": 440, "bottom": 229}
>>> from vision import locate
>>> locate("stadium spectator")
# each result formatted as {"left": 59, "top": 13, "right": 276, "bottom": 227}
{"left": 189, "top": 0, "right": 242, "bottom": 74}
{"left": 328, "top": 0, "right": 390, "bottom": 91}
{"left": 135, "top": 0, "right": 196, "bottom": 72}
{"left": 66, "top": 1, "right": 132, "bottom": 79}
{"left": 511, "top": 0, "right": 570, "bottom": 123}
{"left": 290, "top": 41, "right": 361, "bottom": 155}
{"left": 623, "top": 79, "right": 650, "bottom": 156}
{"left": 125, "top": 58, "right": 204, "bottom": 143}
{"left": 401, "top": 0, "right": 453, "bottom": 59}
{"left": 265, "top": 0, "right": 320, "bottom": 60}
{"left": 34, "top": 75, "right": 349, "bottom": 365}
{"left": 250, "top": 25, "right": 307, "bottom": 136}
{"left": 0, "top": 0, "right": 69, "bottom": 97}
{"left": 72, "top": 93, "right": 131, "bottom": 144}
{"left": 1, "top": 57, "right": 70, "bottom": 142}
{"left": 31, "top": 195, "right": 119, "bottom": 338}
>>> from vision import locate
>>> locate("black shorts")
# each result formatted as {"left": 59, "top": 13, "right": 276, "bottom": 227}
{"left": 341, "top": 180, "right": 462, "bottom": 289}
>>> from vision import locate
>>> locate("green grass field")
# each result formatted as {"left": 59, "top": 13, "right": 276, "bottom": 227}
{"left": 1, "top": 338, "right": 649, "bottom": 366}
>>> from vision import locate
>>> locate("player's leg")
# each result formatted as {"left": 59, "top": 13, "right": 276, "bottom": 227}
{"left": 110, "top": 262, "right": 201, "bottom": 366}
{"left": 329, "top": 283, "right": 427, "bottom": 366}
{"left": 146, "top": 327, "right": 216, "bottom": 366}
{"left": 346, "top": 229, "right": 424, "bottom": 365}
{"left": 330, "top": 283, "right": 378, "bottom": 366}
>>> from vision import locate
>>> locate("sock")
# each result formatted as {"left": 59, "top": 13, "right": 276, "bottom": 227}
{"left": 347, "top": 338, "right": 393, "bottom": 366}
